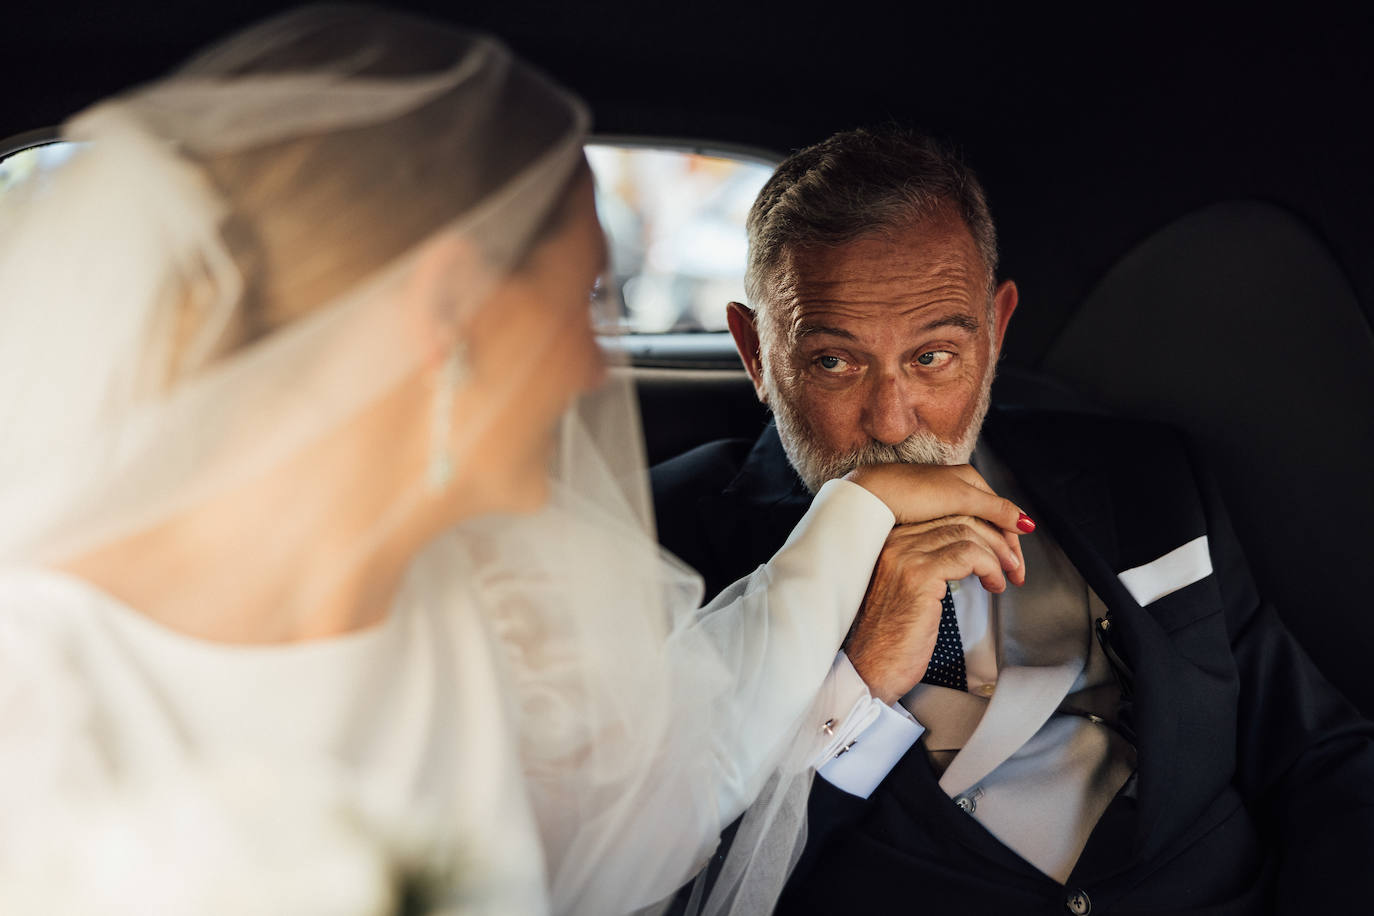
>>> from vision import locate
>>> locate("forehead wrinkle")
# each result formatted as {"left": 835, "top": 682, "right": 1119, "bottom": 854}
{"left": 926, "top": 312, "right": 981, "bottom": 333}
{"left": 794, "top": 322, "right": 857, "bottom": 341}
{"left": 792, "top": 251, "right": 978, "bottom": 312}
{"left": 766, "top": 235, "right": 982, "bottom": 348}
{"left": 793, "top": 283, "right": 976, "bottom": 327}
{"left": 799, "top": 253, "right": 975, "bottom": 291}
{"left": 787, "top": 310, "right": 979, "bottom": 352}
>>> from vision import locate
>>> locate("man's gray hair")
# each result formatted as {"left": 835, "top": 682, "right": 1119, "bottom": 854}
{"left": 744, "top": 127, "right": 998, "bottom": 313}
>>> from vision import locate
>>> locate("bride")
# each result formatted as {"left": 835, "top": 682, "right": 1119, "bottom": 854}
{"left": 0, "top": 6, "right": 1027, "bottom": 915}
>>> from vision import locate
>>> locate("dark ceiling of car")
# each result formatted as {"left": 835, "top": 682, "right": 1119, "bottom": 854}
{"left": 4, "top": 1, "right": 1372, "bottom": 368}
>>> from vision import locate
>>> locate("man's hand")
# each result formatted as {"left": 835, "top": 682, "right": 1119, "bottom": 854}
{"left": 842, "top": 463, "right": 1033, "bottom": 705}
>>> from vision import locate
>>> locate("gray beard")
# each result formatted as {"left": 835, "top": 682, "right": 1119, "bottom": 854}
{"left": 764, "top": 367, "right": 992, "bottom": 494}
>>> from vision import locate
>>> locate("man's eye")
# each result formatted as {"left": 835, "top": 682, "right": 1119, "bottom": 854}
{"left": 816, "top": 355, "right": 849, "bottom": 372}
{"left": 916, "top": 350, "right": 954, "bottom": 368}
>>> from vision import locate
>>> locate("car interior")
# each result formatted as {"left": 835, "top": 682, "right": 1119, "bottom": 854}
{"left": 4, "top": 1, "right": 1372, "bottom": 720}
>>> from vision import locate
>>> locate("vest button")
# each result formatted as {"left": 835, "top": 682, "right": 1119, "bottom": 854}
{"left": 1064, "top": 888, "right": 1091, "bottom": 914}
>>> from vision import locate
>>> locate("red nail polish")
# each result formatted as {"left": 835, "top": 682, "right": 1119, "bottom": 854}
{"left": 1016, "top": 512, "right": 1037, "bottom": 533}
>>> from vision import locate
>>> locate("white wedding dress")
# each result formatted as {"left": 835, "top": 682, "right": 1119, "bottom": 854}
{"left": 0, "top": 541, "right": 546, "bottom": 915}
{"left": 0, "top": 10, "right": 902, "bottom": 912}
{"left": 0, "top": 480, "right": 895, "bottom": 915}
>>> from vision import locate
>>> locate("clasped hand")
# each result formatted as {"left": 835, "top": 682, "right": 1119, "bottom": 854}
{"left": 843, "top": 463, "right": 1034, "bottom": 705}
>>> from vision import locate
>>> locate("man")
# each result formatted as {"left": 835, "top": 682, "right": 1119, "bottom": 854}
{"left": 651, "top": 128, "right": 1374, "bottom": 913}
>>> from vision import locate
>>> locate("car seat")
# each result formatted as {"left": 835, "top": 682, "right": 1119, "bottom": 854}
{"left": 1041, "top": 200, "right": 1374, "bottom": 716}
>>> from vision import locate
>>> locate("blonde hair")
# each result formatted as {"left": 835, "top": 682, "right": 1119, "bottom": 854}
{"left": 164, "top": 14, "right": 581, "bottom": 371}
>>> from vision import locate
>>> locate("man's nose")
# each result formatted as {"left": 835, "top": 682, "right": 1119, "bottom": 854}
{"left": 861, "top": 371, "right": 920, "bottom": 446}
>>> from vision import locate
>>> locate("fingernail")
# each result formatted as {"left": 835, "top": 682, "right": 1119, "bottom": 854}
{"left": 1017, "top": 512, "right": 1037, "bottom": 533}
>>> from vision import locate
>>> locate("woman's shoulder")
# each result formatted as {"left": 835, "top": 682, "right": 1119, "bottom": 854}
{"left": 0, "top": 569, "right": 121, "bottom": 813}
{"left": 0, "top": 567, "right": 132, "bottom": 736}
{"left": 0, "top": 566, "right": 121, "bottom": 643}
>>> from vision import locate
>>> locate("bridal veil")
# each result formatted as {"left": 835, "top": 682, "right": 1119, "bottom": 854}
{"left": 0, "top": 6, "right": 834, "bottom": 913}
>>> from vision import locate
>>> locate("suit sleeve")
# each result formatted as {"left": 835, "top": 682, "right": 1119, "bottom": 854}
{"left": 1199, "top": 460, "right": 1374, "bottom": 911}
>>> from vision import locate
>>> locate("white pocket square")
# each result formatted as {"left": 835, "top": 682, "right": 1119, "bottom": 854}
{"left": 1117, "top": 535, "right": 1212, "bottom": 605}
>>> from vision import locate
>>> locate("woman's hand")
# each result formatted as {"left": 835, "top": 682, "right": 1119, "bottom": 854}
{"left": 844, "top": 462, "right": 1033, "bottom": 580}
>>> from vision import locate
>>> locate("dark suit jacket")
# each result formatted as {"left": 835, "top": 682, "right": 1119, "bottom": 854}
{"left": 650, "top": 407, "right": 1374, "bottom": 914}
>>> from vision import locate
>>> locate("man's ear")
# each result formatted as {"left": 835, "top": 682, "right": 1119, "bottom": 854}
{"left": 726, "top": 301, "right": 768, "bottom": 403}
{"left": 991, "top": 279, "right": 1019, "bottom": 355}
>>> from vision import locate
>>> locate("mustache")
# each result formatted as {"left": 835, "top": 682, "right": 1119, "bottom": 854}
{"left": 840, "top": 434, "right": 957, "bottom": 468}
{"left": 802, "top": 431, "right": 960, "bottom": 488}
{"left": 764, "top": 363, "right": 991, "bottom": 493}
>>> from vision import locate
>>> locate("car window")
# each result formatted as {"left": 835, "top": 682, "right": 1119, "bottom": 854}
{"left": 0, "top": 135, "right": 771, "bottom": 367}
{"left": 586, "top": 142, "right": 775, "bottom": 334}
{"left": 0, "top": 138, "right": 78, "bottom": 194}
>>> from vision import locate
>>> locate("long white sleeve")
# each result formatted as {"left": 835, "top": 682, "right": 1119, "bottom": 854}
{"left": 548, "top": 479, "right": 895, "bottom": 913}
{"left": 689, "top": 478, "right": 897, "bottom": 820}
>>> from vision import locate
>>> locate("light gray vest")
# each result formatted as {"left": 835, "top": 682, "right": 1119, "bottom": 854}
{"left": 900, "top": 449, "right": 1136, "bottom": 883}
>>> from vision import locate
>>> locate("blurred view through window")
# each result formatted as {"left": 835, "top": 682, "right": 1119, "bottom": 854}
{"left": 1, "top": 138, "right": 777, "bottom": 337}
{"left": 0, "top": 141, "right": 79, "bottom": 194}
{"left": 587, "top": 143, "right": 775, "bottom": 333}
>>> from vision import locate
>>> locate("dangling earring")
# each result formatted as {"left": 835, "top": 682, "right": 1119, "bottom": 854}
{"left": 428, "top": 341, "right": 468, "bottom": 492}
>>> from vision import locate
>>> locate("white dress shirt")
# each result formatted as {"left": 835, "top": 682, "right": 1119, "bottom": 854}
{"left": 0, "top": 479, "right": 901, "bottom": 914}
{"left": 802, "top": 448, "right": 1144, "bottom": 882}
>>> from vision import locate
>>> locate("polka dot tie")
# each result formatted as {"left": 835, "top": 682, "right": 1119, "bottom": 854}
{"left": 921, "top": 584, "right": 967, "bottom": 691}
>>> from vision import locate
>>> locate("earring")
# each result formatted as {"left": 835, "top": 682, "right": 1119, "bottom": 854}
{"left": 427, "top": 342, "right": 468, "bottom": 492}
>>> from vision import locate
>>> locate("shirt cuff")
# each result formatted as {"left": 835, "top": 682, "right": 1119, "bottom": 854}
{"left": 811, "top": 653, "right": 925, "bottom": 799}
{"left": 792, "top": 478, "right": 897, "bottom": 546}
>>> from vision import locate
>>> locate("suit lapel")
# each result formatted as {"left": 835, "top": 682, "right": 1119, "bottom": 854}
{"left": 983, "top": 408, "right": 1237, "bottom": 866}
{"left": 910, "top": 443, "right": 1095, "bottom": 797}
{"left": 702, "top": 423, "right": 813, "bottom": 573}
{"left": 934, "top": 661, "right": 1085, "bottom": 796}
{"left": 715, "top": 411, "right": 1239, "bottom": 868}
